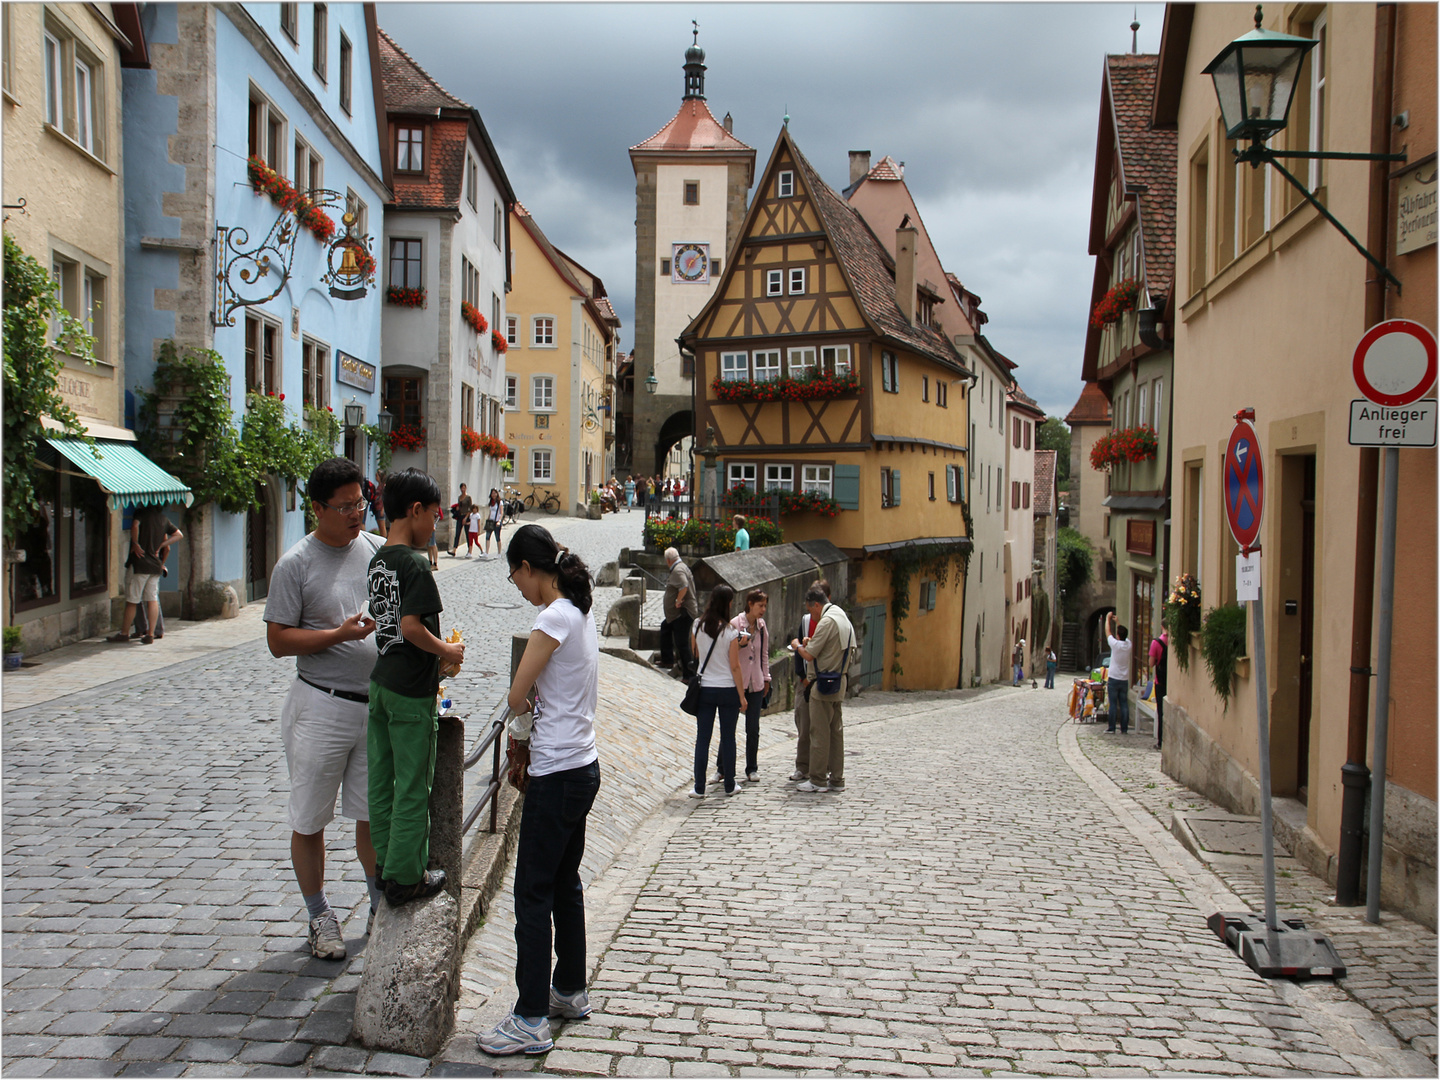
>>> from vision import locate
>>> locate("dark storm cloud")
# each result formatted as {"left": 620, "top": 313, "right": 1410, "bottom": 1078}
{"left": 378, "top": 2, "right": 1165, "bottom": 419}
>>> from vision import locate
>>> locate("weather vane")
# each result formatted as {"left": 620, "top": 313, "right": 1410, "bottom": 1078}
{"left": 1131, "top": 7, "right": 1140, "bottom": 52}
{"left": 692, "top": 20, "right": 698, "bottom": 45}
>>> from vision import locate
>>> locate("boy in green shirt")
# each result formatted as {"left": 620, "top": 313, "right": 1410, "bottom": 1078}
{"left": 367, "top": 468, "right": 466, "bottom": 906}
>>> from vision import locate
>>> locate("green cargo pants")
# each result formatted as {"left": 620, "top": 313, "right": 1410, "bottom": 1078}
{"left": 367, "top": 682, "right": 437, "bottom": 887}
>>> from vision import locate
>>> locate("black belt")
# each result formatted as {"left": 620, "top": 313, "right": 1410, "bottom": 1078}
{"left": 298, "top": 674, "right": 369, "bottom": 704}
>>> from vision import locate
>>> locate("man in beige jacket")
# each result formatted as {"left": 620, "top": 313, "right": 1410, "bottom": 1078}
{"left": 790, "top": 585, "right": 855, "bottom": 792}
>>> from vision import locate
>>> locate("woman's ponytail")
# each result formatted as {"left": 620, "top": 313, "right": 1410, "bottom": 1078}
{"left": 506, "top": 524, "right": 594, "bottom": 614}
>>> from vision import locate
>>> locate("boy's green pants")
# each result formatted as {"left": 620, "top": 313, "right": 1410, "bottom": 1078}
{"left": 367, "top": 682, "right": 438, "bottom": 887}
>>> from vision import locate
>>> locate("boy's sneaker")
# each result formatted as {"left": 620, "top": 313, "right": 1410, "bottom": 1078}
{"left": 366, "top": 907, "right": 377, "bottom": 936}
{"left": 795, "top": 780, "right": 829, "bottom": 793}
{"left": 477, "top": 1013, "right": 553, "bottom": 1056}
{"left": 308, "top": 911, "right": 346, "bottom": 960}
{"left": 549, "top": 985, "right": 592, "bottom": 1020}
{"left": 383, "top": 868, "right": 447, "bottom": 907}
{"left": 789, "top": 769, "right": 807, "bottom": 781}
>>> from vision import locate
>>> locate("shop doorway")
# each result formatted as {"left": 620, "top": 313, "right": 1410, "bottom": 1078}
{"left": 1131, "top": 573, "right": 1154, "bottom": 681}
{"left": 1296, "top": 456, "right": 1316, "bottom": 803}
{"left": 245, "top": 481, "right": 272, "bottom": 602}
{"left": 1273, "top": 453, "right": 1317, "bottom": 801}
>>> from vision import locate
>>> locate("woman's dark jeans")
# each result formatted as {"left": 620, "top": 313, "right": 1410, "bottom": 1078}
{"left": 512, "top": 760, "right": 600, "bottom": 1019}
{"left": 714, "top": 688, "right": 763, "bottom": 777}
{"left": 693, "top": 685, "right": 740, "bottom": 794}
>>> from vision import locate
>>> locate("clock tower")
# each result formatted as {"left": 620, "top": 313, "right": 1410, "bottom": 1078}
{"left": 628, "top": 31, "right": 754, "bottom": 477}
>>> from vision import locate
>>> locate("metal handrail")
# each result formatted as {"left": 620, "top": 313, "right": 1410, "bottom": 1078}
{"left": 461, "top": 697, "right": 513, "bottom": 836}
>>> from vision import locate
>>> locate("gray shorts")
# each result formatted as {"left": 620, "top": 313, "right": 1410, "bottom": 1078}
{"left": 281, "top": 678, "right": 369, "bottom": 834}
{"left": 126, "top": 571, "right": 162, "bottom": 604}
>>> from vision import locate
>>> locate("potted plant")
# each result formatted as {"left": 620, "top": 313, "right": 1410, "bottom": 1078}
{"left": 587, "top": 490, "right": 603, "bottom": 520}
{"left": 1163, "top": 573, "right": 1202, "bottom": 671}
{"left": 1199, "top": 603, "right": 1247, "bottom": 711}
{"left": 4, "top": 625, "right": 23, "bottom": 669}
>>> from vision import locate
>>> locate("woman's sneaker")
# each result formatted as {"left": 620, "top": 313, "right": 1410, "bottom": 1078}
{"left": 477, "top": 1013, "right": 553, "bottom": 1055}
{"left": 308, "top": 911, "right": 346, "bottom": 960}
{"left": 549, "top": 985, "right": 592, "bottom": 1020}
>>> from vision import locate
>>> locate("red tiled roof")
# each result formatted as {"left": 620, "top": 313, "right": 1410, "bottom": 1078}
{"left": 631, "top": 98, "right": 754, "bottom": 153}
{"left": 866, "top": 155, "right": 904, "bottom": 181}
{"left": 787, "top": 136, "right": 964, "bottom": 371}
{"left": 1065, "top": 381, "right": 1112, "bottom": 425}
{"left": 1007, "top": 381, "right": 1044, "bottom": 419}
{"left": 1105, "top": 54, "right": 1177, "bottom": 301}
{"left": 378, "top": 28, "right": 467, "bottom": 112}
{"left": 1033, "top": 450, "right": 1057, "bottom": 516}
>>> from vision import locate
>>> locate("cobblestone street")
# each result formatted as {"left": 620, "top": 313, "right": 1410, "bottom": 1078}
{"left": 3, "top": 510, "right": 1436, "bottom": 1076}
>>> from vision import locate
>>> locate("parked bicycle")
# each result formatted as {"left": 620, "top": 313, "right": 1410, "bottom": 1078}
{"left": 522, "top": 487, "right": 562, "bottom": 515}
{"left": 502, "top": 486, "right": 525, "bottom": 524}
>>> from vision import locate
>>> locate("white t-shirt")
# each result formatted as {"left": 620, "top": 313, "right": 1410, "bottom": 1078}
{"left": 1107, "top": 634, "right": 1134, "bottom": 681}
{"left": 529, "top": 597, "right": 599, "bottom": 776}
{"left": 693, "top": 622, "right": 739, "bottom": 689}
{"left": 467, "top": 511, "right": 482, "bottom": 533}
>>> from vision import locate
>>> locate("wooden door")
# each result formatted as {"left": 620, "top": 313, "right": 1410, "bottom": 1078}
{"left": 245, "top": 482, "right": 270, "bottom": 602}
{"left": 859, "top": 604, "right": 886, "bottom": 689}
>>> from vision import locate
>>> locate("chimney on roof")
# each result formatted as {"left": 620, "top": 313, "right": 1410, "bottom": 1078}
{"left": 723, "top": 112, "right": 733, "bottom": 134}
{"left": 849, "top": 150, "right": 871, "bottom": 186}
{"left": 896, "top": 222, "right": 918, "bottom": 325}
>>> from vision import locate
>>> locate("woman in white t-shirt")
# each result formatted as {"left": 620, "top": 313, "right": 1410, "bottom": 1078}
{"left": 688, "top": 584, "right": 748, "bottom": 798}
{"left": 477, "top": 524, "right": 599, "bottom": 1057}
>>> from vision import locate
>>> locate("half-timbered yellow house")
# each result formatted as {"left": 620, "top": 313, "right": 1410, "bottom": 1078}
{"left": 680, "top": 127, "right": 974, "bottom": 690}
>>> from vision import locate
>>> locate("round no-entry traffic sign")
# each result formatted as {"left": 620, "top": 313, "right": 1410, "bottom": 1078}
{"left": 1224, "top": 418, "right": 1264, "bottom": 552}
{"left": 1353, "top": 320, "right": 1437, "bottom": 407}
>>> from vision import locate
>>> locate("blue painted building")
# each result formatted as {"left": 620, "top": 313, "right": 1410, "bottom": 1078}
{"left": 124, "top": 2, "right": 391, "bottom": 609}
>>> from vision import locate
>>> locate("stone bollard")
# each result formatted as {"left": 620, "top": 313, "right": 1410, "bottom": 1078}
{"left": 595, "top": 560, "right": 620, "bottom": 587}
{"left": 604, "top": 594, "right": 641, "bottom": 640}
{"left": 352, "top": 890, "right": 460, "bottom": 1057}
{"left": 429, "top": 713, "right": 465, "bottom": 900}
{"left": 621, "top": 574, "right": 646, "bottom": 604}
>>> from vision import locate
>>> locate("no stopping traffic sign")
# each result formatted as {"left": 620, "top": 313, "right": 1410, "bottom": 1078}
{"left": 1224, "top": 417, "right": 1264, "bottom": 552}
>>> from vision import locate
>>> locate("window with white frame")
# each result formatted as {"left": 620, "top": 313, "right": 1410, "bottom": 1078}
{"left": 294, "top": 135, "right": 322, "bottom": 192}
{"left": 301, "top": 338, "right": 330, "bottom": 409}
{"left": 505, "top": 375, "right": 518, "bottom": 408}
{"left": 532, "top": 316, "right": 555, "bottom": 347}
{"left": 531, "top": 375, "right": 554, "bottom": 411}
{"left": 50, "top": 256, "right": 70, "bottom": 342}
{"left": 727, "top": 463, "right": 757, "bottom": 491}
{"left": 44, "top": 30, "right": 61, "bottom": 127}
{"left": 81, "top": 270, "right": 103, "bottom": 360}
{"left": 821, "top": 344, "right": 851, "bottom": 377}
{"left": 752, "top": 349, "right": 780, "bottom": 382}
{"left": 505, "top": 315, "right": 518, "bottom": 347}
{"left": 73, "top": 56, "right": 94, "bottom": 153}
{"left": 279, "top": 2, "right": 298, "bottom": 42}
{"left": 312, "top": 3, "right": 327, "bottom": 80}
{"left": 765, "top": 269, "right": 783, "bottom": 297}
{"left": 491, "top": 293, "right": 500, "bottom": 334}
{"left": 764, "top": 463, "right": 794, "bottom": 492}
{"left": 788, "top": 267, "right": 806, "bottom": 295}
{"left": 1153, "top": 376, "right": 1164, "bottom": 426}
{"left": 244, "top": 313, "right": 281, "bottom": 395}
{"left": 777, "top": 170, "right": 794, "bottom": 197}
{"left": 787, "top": 347, "right": 816, "bottom": 380}
{"left": 531, "top": 448, "right": 553, "bottom": 482}
{"left": 802, "top": 464, "right": 832, "bottom": 496}
{"left": 720, "top": 351, "right": 748, "bottom": 382}
{"left": 881, "top": 351, "right": 899, "bottom": 392}
{"left": 937, "top": 380, "right": 948, "bottom": 407}
{"left": 1308, "top": 12, "right": 1327, "bottom": 192}
{"left": 1138, "top": 382, "right": 1150, "bottom": 427}
{"left": 248, "top": 87, "right": 287, "bottom": 171}
{"left": 494, "top": 200, "right": 503, "bottom": 248}
{"left": 946, "top": 464, "right": 962, "bottom": 503}
{"left": 466, "top": 154, "right": 478, "bottom": 210}
{"left": 44, "top": 24, "right": 105, "bottom": 159}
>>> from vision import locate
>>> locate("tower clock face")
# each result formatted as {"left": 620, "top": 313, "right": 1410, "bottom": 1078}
{"left": 672, "top": 243, "right": 710, "bottom": 284}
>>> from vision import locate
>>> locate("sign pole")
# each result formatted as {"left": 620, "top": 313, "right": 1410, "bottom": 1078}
{"left": 1250, "top": 569, "right": 1279, "bottom": 935}
{"left": 1365, "top": 446, "right": 1399, "bottom": 924}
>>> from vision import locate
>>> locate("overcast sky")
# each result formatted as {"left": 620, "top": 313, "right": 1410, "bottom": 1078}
{"left": 378, "top": 2, "right": 1166, "bottom": 421}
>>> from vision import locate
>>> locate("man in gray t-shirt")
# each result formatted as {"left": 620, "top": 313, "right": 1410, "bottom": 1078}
{"left": 659, "top": 547, "right": 699, "bottom": 679}
{"left": 263, "top": 459, "right": 383, "bottom": 960}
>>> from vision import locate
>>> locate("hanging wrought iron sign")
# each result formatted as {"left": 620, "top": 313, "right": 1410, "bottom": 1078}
{"left": 213, "top": 176, "right": 373, "bottom": 327}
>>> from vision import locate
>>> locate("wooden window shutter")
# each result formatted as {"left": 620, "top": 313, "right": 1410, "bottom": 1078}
{"left": 946, "top": 465, "right": 956, "bottom": 502}
{"left": 892, "top": 469, "right": 901, "bottom": 505}
{"left": 1012, "top": 481, "right": 1020, "bottom": 509}
{"left": 834, "top": 464, "right": 861, "bottom": 510}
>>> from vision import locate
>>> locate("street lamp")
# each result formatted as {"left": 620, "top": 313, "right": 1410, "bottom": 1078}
{"left": 377, "top": 409, "right": 394, "bottom": 436}
{"left": 644, "top": 371, "right": 658, "bottom": 395}
{"left": 344, "top": 398, "right": 365, "bottom": 429}
{"left": 1203, "top": 4, "right": 1407, "bottom": 291}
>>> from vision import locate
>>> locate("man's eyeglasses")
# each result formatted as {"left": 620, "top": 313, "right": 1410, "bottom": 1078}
{"left": 320, "top": 499, "right": 369, "bottom": 516}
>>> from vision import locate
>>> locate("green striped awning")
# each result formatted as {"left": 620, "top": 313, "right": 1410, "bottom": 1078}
{"left": 46, "top": 439, "right": 194, "bottom": 511}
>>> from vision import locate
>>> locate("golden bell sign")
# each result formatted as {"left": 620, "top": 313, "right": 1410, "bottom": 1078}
{"left": 327, "top": 237, "right": 372, "bottom": 301}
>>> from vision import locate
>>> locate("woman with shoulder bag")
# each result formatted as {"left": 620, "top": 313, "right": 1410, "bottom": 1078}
{"left": 688, "top": 585, "right": 746, "bottom": 798}
{"left": 729, "top": 589, "right": 770, "bottom": 783}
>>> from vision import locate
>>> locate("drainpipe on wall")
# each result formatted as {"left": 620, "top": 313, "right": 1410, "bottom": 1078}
{"left": 1336, "top": 2, "right": 1397, "bottom": 908}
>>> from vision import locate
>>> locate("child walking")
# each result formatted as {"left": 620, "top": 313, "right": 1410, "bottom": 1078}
{"left": 466, "top": 507, "right": 482, "bottom": 557}
{"left": 366, "top": 468, "right": 465, "bottom": 906}
{"left": 477, "top": 525, "right": 600, "bottom": 1056}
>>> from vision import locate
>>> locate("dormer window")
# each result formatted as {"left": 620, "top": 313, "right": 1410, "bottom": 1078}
{"left": 395, "top": 126, "right": 424, "bottom": 172}
{"left": 778, "top": 171, "right": 794, "bottom": 198}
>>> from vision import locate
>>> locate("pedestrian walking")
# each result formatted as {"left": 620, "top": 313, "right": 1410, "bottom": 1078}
{"left": 1044, "top": 645, "right": 1057, "bottom": 688}
{"left": 788, "top": 579, "right": 830, "bottom": 782}
{"left": 624, "top": 476, "right": 635, "bottom": 511}
{"left": 790, "top": 585, "right": 854, "bottom": 792}
{"left": 466, "top": 506, "right": 482, "bottom": 557}
{"left": 483, "top": 488, "right": 504, "bottom": 557}
{"left": 636, "top": 475, "right": 648, "bottom": 509}
{"left": 730, "top": 589, "right": 770, "bottom": 782}
{"left": 733, "top": 514, "right": 750, "bottom": 551}
{"left": 477, "top": 525, "right": 600, "bottom": 1056}
{"left": 1012, "top": 639, "right": 1026, "bottom": 686}
{"left": 366, "top": 468, "right": 461, "bottom": 906}
{"left": 1150, "top": 630, "right": 1168, "bottom": 749}
{"left": 109, "top": 503, "right": 183, "bottom": 645}
{"left": 1104, "top": 612, "right": 1132, "bottom": 735}
{"left": 658, "top": 547, "right": 698, "bottom": 678}
{"left": 263, "top": 458, "right": 383, "bottom": 959}
{"left": 450, "top": 483, "right": 474, "bottom": 556}
{"left": 688, "top": 584, "right": 746, "bottom": 798}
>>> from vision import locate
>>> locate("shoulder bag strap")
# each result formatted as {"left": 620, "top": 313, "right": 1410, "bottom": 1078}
{"left": 697, "top": 629, "right": 720, "bottom": 676}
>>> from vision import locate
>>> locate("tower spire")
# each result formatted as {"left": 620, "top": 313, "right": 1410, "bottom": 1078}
{"left": 683, "top": 23, "right": 706, "bottom": 100}
{"left": 1130, "top": 8, "right": 1140, "bottom": 53}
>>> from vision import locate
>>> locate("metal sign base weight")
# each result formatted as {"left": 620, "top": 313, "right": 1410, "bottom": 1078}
{"left": 1208, "top": 912, "right": 1348, "bottom": 978}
